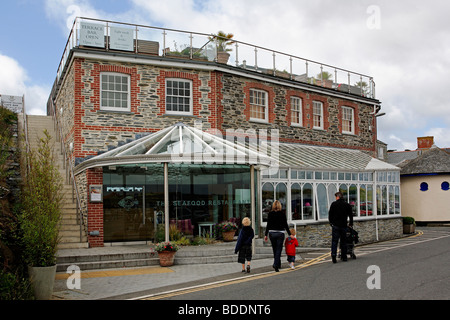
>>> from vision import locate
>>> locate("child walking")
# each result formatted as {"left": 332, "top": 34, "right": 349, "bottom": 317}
{"left": 285, "top": 228, "right": 299, "bottom": 269}
{"left": 234, "top": 217, "right": 254, "bottom": 273}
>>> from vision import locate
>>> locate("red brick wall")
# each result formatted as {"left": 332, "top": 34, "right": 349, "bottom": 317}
{"left": 86, "top": 168, "right": 104, "bottom": 247}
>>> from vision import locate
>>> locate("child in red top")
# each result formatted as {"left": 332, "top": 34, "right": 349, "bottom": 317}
{"left": 285, "top": 228, "right": 299, "bottom": 269}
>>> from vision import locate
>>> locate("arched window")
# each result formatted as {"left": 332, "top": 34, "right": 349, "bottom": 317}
{"left": 349, "top": 184, "right": 357, "bottom": 216}
{"left": 339, "top": 184, "right": 348, "bottom": 201}
{"left": 360, "top": 184, "right": 367, "bottom": 216}
{"left": 262, "top": 183, "right": 274, "bottom": 222}
{"left": 317, "top": 184, "right": 328, "bottom": 220}
{"left": 276, "top": 183, "right": 287, "bottom": 214}
{"left": 303, "top": 183, "right": 313, "bottom": 220}
{"left": 291, "top": 183, "right": 301, "bottom": 220}
{"left": 328, "top": 184, "right": 337, "bottom": 209}
{"left": 420, "top": 182, "right": 428, "bottom": 191}
{"left": 367, "top": 185, "right": 373, "bottom": 216}
{"left": 394, "top": 186, "right": 400, "bottom": 214}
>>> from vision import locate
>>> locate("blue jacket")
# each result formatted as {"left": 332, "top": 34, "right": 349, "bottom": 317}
{"left": 234, "top": 226, "right": 254, "bottom": 253}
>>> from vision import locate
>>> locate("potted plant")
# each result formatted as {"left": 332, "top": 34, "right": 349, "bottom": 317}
{"left": 153, "top": 241, "right": 180, "bottom": 267}
{"left": 19, "top": 130, "right": 63, "bottom": 300}
{"left": 210, "top": 31, "right": 235, "bottom": 64}
{"left": 402, "top": 216, "right": 416, "bottom": 234}
{"left": 216, "top": 221, "right": 238, "bottom": 242}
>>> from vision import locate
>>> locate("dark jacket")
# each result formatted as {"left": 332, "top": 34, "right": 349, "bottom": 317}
{"left": 265, "top": 210, "right": 291, "bottom": 236}
{"left": 234, "top": 226, "right": 254, "bottom": 253}
{"left": 328, "top": 198, "right": 353, "bottom": 228}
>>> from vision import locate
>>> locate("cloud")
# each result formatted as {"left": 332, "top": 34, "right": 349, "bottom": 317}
{"left": 425, "top": 128, "right": 450, "bottom": 149}
{"left": 0, "top": 54, "right": 49, "bottom": 115}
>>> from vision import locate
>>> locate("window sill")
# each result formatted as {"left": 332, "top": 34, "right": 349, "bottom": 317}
{"left": 163, "top": 113, "right": 196, "bottom": 118}
{"left": 249, "top": 118, "right": 269, "bottom": 124}
{"left": 98, "top": 109, "right": 133, "bottom": 115}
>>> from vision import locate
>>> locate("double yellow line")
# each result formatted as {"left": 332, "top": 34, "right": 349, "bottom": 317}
{"left": 138, "top": 253, "right": 330, "bottom": 300}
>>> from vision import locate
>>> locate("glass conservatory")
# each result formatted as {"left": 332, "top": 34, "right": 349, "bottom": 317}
{"left": 75, "top": 123, "right": 400, "bottom": 243}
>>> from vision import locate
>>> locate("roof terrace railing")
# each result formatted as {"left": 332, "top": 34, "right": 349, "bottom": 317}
{"left": 55, "top": 17, "right": 375, "bottom": 101}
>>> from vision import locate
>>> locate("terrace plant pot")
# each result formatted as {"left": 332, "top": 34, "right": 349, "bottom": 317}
{"left": 217, "top": 51, "right": 230, "bottom": 64}
{"left": 28, "top": 265, "right": 57, "bottom": 300}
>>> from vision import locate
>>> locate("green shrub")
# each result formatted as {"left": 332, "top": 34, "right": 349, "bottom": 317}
{"left": 0, "top": 269, "right": 33, "bottom": 300}
{"left": 403, "top": 216, "right": 415, "bottom": 225}
{"left": 19, "top": 130, "right": 63, "bottom": 267}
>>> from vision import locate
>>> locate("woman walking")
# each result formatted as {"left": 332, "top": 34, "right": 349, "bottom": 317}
{"left": 264, "top": 200, "right": 291, "bottom": 272}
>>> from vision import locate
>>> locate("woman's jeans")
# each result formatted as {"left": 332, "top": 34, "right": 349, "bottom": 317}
{"left": 269, "top": 232, "right": 285, "bottom": 268}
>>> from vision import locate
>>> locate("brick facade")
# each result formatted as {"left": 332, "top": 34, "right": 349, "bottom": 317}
{"left": 86, "top": 168, "right": 104, "bottom": 247}
{"left": 57, "top": 57, "right": 378, "bottom": 168}
{"left": 55, "top": 56, "right": 381, "bottom": 247}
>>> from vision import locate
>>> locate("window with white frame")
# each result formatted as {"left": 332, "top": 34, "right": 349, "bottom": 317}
{"left": 313, "top": 101, "right": 323, "bottom": 129}
{"left": 101, "top": 73, "right": 130, "bottom": 111}
{"left": 249, "top": 89, "right": 268, "bottom": 122}
{"left": 291, "top": 96, "right": 302, "bottom": 126}
{"left": 166, "top": 79, "right": 193, "bottom": 115}
{"left": 342, "top": 106, "right": 355, "bottom": 134}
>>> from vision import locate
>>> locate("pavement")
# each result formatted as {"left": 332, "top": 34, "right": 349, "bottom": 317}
{"left": 52, "top": 245, "right": 329, "bottom": 300}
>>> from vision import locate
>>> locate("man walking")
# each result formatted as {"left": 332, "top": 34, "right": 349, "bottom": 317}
{"left": 328, "top": 192, "right": 353, "bottom": 263}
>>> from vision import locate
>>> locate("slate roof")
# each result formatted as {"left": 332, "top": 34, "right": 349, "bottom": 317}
{"left": 399, "top": 147, "right": 450, "bottom": 175}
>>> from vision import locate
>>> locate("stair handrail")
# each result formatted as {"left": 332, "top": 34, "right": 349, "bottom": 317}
{"left": 47, "top": 96, "right": 88, "bottom": 243}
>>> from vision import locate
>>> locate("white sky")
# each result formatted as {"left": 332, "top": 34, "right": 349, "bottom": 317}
{"left": 1, "top": 0, "right": 449, "bottom": 151}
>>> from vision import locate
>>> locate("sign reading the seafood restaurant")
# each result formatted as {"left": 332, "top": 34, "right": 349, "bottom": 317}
{"left": 80, "top": 22, "right": 105, "bottom": 48}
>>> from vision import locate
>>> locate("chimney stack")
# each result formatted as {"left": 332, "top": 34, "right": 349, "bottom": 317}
{"left": 417, "top": 136, "right": 434, "bottom": 149}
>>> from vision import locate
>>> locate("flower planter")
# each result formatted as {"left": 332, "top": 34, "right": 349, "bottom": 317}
{"left": 158, "top": 251, "right": 176, "bottom": 267}
{"left": 28, "top": 265, "right": 57, "bottom": 300}
{"left": 222, "top": 230, "right": 235, "bottom": 242}
{"left": 217, "top": 52, "right": 230, "bottom": 64}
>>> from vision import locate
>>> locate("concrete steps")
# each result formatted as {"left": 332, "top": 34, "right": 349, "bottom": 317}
{"left": 26, "top": 115, "right": 88, "bottom": 249}
{"left": 55, "top": 240, "right": 279, "bottom": 272}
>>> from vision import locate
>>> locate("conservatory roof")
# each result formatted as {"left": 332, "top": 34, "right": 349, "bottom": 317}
{"left": 74, "top": 123, "right": 398, "bottom": 174}
{"left": 74, "top": 123, "right": 276, "bottom": 174}
{"left": 271, "top": 143, "right": 399, "bottom": 171}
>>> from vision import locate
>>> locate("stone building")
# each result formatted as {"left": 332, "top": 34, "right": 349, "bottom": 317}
{"left": 48, "top": 18, "right": 401, "bottom": 248}
{"left": 388, "top": 136, "right": 450, "bottom": 224}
